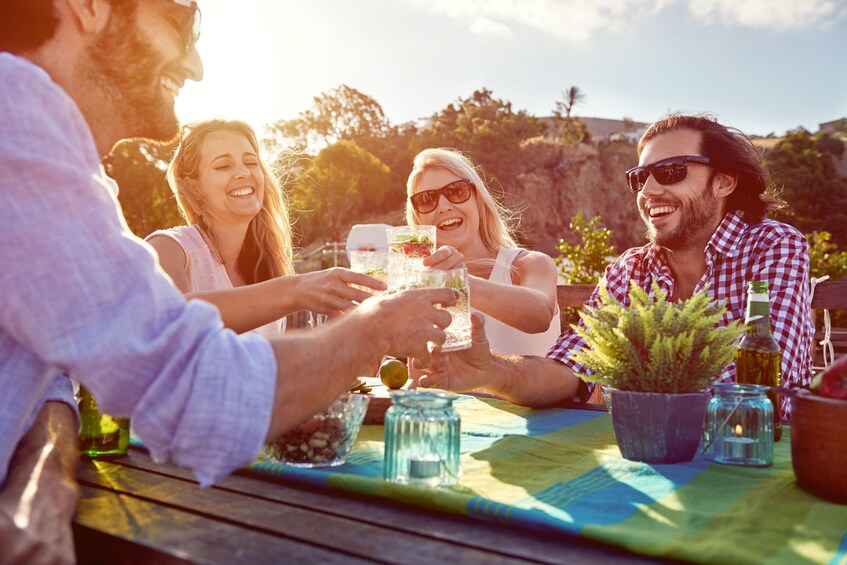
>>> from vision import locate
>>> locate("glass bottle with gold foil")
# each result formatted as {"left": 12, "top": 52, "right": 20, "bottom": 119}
{"left": 78, "top": 385, "right": 130, "bottom": 458}
{"left": 735, "top": 281, "right": 782, "bottom": 442}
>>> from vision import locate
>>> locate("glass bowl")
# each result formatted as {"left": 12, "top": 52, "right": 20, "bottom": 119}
{"left": 261, "top": 393, "right": 370, "bottom": 468}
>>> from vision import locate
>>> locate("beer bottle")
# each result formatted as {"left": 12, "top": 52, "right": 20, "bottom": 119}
{"left": 735, "top": 281, "right": 782, "bottom": 442}
{"left": 78, "top": 385, "right": 130, "bottom": 458}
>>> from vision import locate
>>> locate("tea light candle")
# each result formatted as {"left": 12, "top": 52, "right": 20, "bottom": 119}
{"left": 724, "top": 424, "right": 756, "bottom": 460}
{"left": 409, "top": 457, "right": 441, "bottom": 479}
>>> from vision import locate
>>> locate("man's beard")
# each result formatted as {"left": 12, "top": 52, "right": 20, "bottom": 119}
{"left": 85, "top": 11, "right": 181, "bottom": 143}
{"left": 642, "top": 178, "right": 722, "bottom": 252}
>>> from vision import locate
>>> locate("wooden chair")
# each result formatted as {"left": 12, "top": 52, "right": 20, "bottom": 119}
{"left": 555, "top": 279, "right": 847, "bottom": 407}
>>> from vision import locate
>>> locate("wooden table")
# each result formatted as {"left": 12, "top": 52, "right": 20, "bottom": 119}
{"left": 74, "top": 449, "right": 673, "bottom": 564}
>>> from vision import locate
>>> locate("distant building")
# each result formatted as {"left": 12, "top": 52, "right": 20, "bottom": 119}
{"left": 540, "top": 116, "right": 649, "bottom": 141}
{"left": 818, "top": 118, "right": 847, "bottom": 134}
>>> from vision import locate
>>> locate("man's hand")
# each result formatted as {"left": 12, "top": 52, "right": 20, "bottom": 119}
{"left": 416, "top": 313, "right": 493, "bottom": 391}
{"left": 0, "top": 402, "right": 80, "bottom": 565}
{"left": 358, "top": 287, "right": 455, "bottom": 366}
{"left": 294, "top": 267, "right": 388, "bottom": 316}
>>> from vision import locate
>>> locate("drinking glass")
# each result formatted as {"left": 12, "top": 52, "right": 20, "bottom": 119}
{"left": 386, "top": 225, "right": 436, "bottom": 291}
{"left": 349, "top": 250, "right": 389, "bottom": 290}
{"left": 413, "top": 268, "right": 472, "bottom": 352}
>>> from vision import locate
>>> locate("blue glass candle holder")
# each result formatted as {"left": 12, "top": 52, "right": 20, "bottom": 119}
{"left": 702, "top": 383, "right": 774, "bottom": 467}
{"left": 383, "top": 390, "right": 461, "bottom": 487}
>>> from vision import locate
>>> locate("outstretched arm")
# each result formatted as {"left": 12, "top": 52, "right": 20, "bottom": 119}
{"left": 0, "top": 402, "right": 79, "bottom": 565}
{"left": 425, "top": 247, "right": 558, "bottom": 333}
{"left": 148, "top": 235, "right": 386, "bottom": 333}
{"left": 417, "top": 314, "right": 580, "bottom": 407}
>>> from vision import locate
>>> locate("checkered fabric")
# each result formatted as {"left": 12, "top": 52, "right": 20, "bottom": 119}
{"left": 548, "top": 213, "right": 814, "bottom": 418}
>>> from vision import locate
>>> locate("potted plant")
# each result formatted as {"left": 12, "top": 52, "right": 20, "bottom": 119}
{"left": 569, "top": 282, "right": 744, "bottom": 464}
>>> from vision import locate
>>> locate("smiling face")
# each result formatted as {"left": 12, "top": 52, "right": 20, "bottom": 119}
{"left": 636, "top": 129, "right": 726, "bottom": 252}
{"left": 195, "top": 130, "right": 265, "bottom": 225}
{"left": 85, "top": 0, "right": 203, "bottom": 142}
{"left": 414, "top": 168, "right": 481, "bottom": 251}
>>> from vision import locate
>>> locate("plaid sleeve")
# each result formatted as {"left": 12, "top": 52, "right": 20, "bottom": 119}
{"left": 546, "top": 254, "right": 637, "bottom": 403}
{"left": 756, "top": 230, "right": 814, "bottom": 418}
{"left": 719, "top": 226, "right": 814, "bottom": 420}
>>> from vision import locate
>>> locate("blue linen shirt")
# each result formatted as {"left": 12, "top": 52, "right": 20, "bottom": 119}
{"left": 0, "top": 53, "right": 277, "bottom": 487}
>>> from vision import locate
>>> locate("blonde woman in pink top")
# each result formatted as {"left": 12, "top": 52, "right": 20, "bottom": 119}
{"left": 147, "top": 119, "right": 383, "bottom": 336}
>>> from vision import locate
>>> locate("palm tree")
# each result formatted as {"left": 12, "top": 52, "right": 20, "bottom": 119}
{"left": 553, "top": 86, "right": 586, "bottom": 118}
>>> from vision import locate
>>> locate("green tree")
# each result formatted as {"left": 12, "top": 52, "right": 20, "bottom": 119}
{"left": 555, "top": 212, "right": 617, "bottom": 284}
{"left": 265, "top": 85, "right": 391, "bottom": 153}
{"left": 104, "top": 138, "right": 182, "bottom": 238}
{"left": 766, "top": 129, "right": 847, "bottom": 247}
{"left": 412, "top": 88, "right": 543, "bottom": 184}
{"left": 553, "top": 86, "right": 586, "bottom": 119}
{"left": 290, "top": 141, "right": 390, "bottom": 245}
{"left": 555, "top": 213, "right": 618, "bottom": 325}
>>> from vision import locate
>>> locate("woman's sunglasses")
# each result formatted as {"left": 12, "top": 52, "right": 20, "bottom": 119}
{"left": 410, "top": 179, "right": 474, "bottom": 214}
{"left": 625, "top": 155, "right": 711, "bottom": 193}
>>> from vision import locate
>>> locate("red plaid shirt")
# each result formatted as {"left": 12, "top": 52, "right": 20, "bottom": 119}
{"left": 548, "top": 213, "right": 814, "bottom": 418}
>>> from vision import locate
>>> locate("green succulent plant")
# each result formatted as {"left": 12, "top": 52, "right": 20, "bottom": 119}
{"left": 569, "top": 282, "right": 744, "bottom": 393}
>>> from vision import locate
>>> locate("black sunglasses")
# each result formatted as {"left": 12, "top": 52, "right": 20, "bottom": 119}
{"left": 410, "top": 179, "right": 474, "bottom": 214}
{"left": 168, "top": 0, "right": 202, "bottom": 53}
{"left": 625, "top": 155, "right": 711, "bottom": 193}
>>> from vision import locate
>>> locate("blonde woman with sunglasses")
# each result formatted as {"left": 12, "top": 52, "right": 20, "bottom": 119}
{"left": 406, "top": 148, "right": 561, "bottom": 356}
{"left": 147, "top": 119, "right": 385, "bottom": 337}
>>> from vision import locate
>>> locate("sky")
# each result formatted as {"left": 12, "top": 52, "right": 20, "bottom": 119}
{"left": 175, "top": 0, "right": 847, "bottom": 140}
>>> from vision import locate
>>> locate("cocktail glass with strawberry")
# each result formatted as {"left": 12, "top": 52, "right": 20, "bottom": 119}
{"left": 386, "top": 225, "right": 436, "bottom": 291}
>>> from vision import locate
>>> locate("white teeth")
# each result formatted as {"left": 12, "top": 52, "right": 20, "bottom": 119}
{"left": 161, "top": 76, "right": 180, "bottom": 96}
{"left": 649, "top": 206, "right": 677, "bottom": 218}
{"left": 438, "top": 218, "right": 462, "bottom": 229}
{"left": 229, "top": 188, "right": 254, "bottom": 197}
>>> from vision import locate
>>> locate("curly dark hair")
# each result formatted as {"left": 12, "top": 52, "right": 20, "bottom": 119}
{"left": 0, "top": 0, "right": 134, "bottom": 53}
{"left": 638, "top": 113, "right": 784, "bottom": 224}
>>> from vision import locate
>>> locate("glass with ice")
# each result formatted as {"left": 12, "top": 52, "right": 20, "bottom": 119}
{"left": 386, "top": 225, "right": 436, "bottom": 291}
{"left": 413, "top": 267, "right": 472, "bottom": 352}
{"left": 349, "top": 250, "right": 389, "bottom": 288}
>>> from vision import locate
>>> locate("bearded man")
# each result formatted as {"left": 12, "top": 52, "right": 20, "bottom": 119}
{"left": 0, "top": 1, "right": 453, "bottom": 562}
{"left": 419, "top": 114, "right": 814, "bottom": 418}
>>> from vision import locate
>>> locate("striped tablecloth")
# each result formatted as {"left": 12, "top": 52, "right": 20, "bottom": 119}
{"left": 249, "top": 395, "right": 847, "bottom": 565}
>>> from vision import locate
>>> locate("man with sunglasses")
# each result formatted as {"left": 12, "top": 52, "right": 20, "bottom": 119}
{"left": 0, "top": 1, "right": 454, "bottom": 561}
{"left": 420, "top": 114, "right": 813, "bottom": 418}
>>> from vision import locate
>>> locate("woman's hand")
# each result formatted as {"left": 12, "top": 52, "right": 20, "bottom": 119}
{"left": 293, "top": 267, "right": 387, "bottom": 316}
{"left": 423, "top": 245, "right": 466, "bottom": 271}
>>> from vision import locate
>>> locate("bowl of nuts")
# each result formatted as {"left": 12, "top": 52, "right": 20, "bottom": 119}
{"left": 261, "top": 393, "right": 370, "bottom": 468}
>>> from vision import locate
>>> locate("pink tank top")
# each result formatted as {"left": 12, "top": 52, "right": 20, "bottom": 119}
{"left": 146, "top": 225, "right": 285, "bottom": 339}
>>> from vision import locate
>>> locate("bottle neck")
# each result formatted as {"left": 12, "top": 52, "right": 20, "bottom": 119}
{"left": 745, "top": 293, "right": 772, "bottom": 336}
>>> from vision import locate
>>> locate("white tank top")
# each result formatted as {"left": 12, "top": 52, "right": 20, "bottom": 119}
{"left": 146, "top": 225, "right": 285, "bottom": 339}
{"left": 471, "top": 248, "right": 561, "bottom": 357}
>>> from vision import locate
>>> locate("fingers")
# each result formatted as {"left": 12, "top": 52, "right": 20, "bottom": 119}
{"left": 423, "top": 246, "right": 465, "bottom": 270}
{"left": 341, "top": 270, "right": 388, "bottom": 292}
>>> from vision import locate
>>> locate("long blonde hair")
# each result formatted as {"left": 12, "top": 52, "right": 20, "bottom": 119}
{"left": 406, "top": 148, "right": 518, "bottom": 251}
{"left": 166, "top": 119, "right": 294, "bottom": 282}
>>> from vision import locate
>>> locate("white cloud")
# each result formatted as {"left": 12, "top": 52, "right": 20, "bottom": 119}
{"left": 469, "top": 17, "right": 514, "bottom": 37}
{"left": 402, "top": 0, "right": 845, "bottom": 42}
{"left": 688, "top": 0, "right": 847, "bottom": 30}
{"left": 402, "top": 0, "right": 658, "bottom": 44}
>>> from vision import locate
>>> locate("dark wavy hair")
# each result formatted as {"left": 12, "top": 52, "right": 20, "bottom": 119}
{"left": 638, "top": 114, "right": 784, "bottom": 224}
{"left": 0, "top": 0, "right": 133, "bottom": 53}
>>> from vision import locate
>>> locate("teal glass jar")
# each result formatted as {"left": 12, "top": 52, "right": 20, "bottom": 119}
{"left": 703, "top": 383, "right": 774, "bottom": 467}
{"left": 383, "top": 390, "right": 461, "bottom": 487}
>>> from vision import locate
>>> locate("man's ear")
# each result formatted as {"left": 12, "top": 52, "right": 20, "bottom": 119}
{"left": 713, "top": 171, "right": 738, "bottom": 199}
{"left": 64, "top": 0, "right": 112, "bottom": 35}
